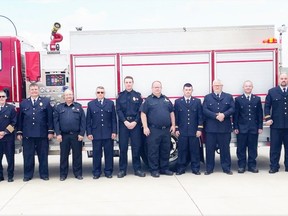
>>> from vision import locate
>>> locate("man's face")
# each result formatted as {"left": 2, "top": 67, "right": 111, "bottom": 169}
{"left": 183, "top": 87, "right": 192, "bottom": 98}
{"left": 152, "top": 82, "right": 162, "bottom": 96}
{"left": 0, "top": 93, "right": 7, "bottom": 106}
{"left": 64, "top": 91, "right": 74, "bottom": 104}
{"left": 96, "top": 88, "right": 105, "bottom": 100}
{"left": 29, "top": 86, "right": 39, "bottom": 98}
{"left": 243, "top": 82, "right": 253, "bottom": 94}
{"left": 124, "top": 78, "right": 133, "bottom": 91}
{"left": 279, "top": 74, "right": 288, "bottom": 87}
{"left": 212, "top": 81, "right": 223, "bottom": 94}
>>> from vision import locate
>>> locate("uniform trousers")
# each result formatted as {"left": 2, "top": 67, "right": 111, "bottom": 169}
{"left": 177, "top": 135, "right": 200, "bottom": 172}
{"left": 60, "top": 133, "right": 82, "bottom": 177}
{"left": 146, "top": 127, "right": 170, "bottom": 172}
{"left": 236, "top": 133, "right": 258, "bottom": 169}
{"left": 119, "top": 123, "right": 142, "bottom": 172}
{"left": 205, "top": 132, "right": 231, "bottom": 172}
{"left": 22, "top": 137, "right": 49, "bottom": 179}
{"left": 270, "top": 128, "right": 288, "bottom": 170}
{"left": 0, "top": 139, "right": 15, "bottom": 179}
{"left": 92, "top": 139, "right": 113, "bottom": 176}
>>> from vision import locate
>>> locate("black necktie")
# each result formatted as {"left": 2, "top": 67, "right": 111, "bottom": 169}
{"left": 247, "top": 95, "right": 250, "bottom": 100}
{"left": 33, "top": 99, "right": 36, "bottom": 106}
{"left": 283, "top": 88, "right": 286, "bottom": 93}
{"left": 186, "top": 99, "right": 190, "bottom": 104}
{"left": 216, "top": 94, "right": 220, "bottom": 99}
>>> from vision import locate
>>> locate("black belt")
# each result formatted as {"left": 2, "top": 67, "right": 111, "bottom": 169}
{"left": 126, "top": 116, "right": 136, "bottom": 121}
{"left": 149, "top": 124, "right": 170, "bottom": 130}
{"left": 62, "top": 131, "right": 79, "bottom": 135}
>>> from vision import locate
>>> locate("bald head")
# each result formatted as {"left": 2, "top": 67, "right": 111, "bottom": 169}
{"left": 279, "top": 73, "right": 288, "bottom": 87}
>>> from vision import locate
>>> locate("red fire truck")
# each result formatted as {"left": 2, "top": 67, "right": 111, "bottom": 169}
{"left": 0, "top": 23, "right": 280, "bottom": 166}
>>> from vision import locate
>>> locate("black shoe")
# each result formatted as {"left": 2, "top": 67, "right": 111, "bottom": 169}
{"left": 60, "top": 176, "right": 66, "bottom": 181}
{"left": 23, "top": 177, "right": 31, "bottom": 182}
{"left": 160, "top": 170, "right": 174, "bottom": 175}
{"left": 0, "top": 177, "right": 4, "bottom": 182}
{"left": 176, "top": 170, "right": 185, "bottom": 175}
{"left": 248, "top": 167, "right": 259, "bottom": 173}
{"left": 93, "top": 175, "right": 100, "bottom": 179}
{"left": 269, "top": 169, "right": 278, "bottom": 174}
{"left": 192, "top": 171, "right": 201, "bottom": 175}
{"left": 224, "top": 170, "right": 233, "bottom": 175}
{"left": 105, "top": 174, "right": 112, "bottom": 178}
{"left": 76, "top": 176, "right": 83, "bottom": 180}
{"left": 134, "top": 170, "right": 146, "bottom": 177}
{"left": 238, "top": 168, "right": 245, "bottom": 173}
{"left": 151, "top": 171, "right": 160, "bottom": 178}
{"left": 117, "top": 171, "right": 126, "bottom": 178}
{"left": 204, "top": 171, "right": 213, "bottom": 175}
{"left": 41, "top": 177, "right": 49, "bottom": 181}
{"left": 285, "top": 168, "right": 288, "bottom": 172}
{"left": 8, "top": 178, "right": 14, "bottom": 182}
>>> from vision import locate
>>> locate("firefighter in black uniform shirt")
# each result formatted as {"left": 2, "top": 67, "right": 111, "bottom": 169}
{"left": 53, "top": 89, "right": 86, "bottom": 181}
{"left": 265, "top": 73, "right": 288, "bottom": 173}
{"left": 116, "top": 76, "right": 145, "bottom": 178}
{"left": 141, "top": 81, "right": 176, "bottom": 177}
{"left": 233, "top": 80, "right": 263, "bottom": 174}
{"left": 17, "top": 83, "right": 54, "bottom": 181}
{"left": 0, "top": 90, "right": 17, "bottom": 182}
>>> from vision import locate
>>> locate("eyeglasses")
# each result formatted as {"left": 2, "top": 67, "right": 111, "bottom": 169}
{"left": 97, "top": 92, "right": 104, "bottom": 94}
{"left": 0, "top": 96, "right": 6, "bottom": 98}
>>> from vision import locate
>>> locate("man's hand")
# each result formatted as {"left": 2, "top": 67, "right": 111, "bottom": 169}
{"left": 265, "top": 119, "right": 273, "bottom": 126}
{"left": 56, "top": 135, "right": 62, "bottom": 142}
{"left": 143, "top": 127, "right": 150, "bottom": 136}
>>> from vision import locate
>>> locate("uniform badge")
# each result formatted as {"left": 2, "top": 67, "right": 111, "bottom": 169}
{"left": 133, "top": 97, "right": 138, "bottom": 101}
{"left": 72, "top": 107, "right": 75, "bottom": 110}
{"left": 165, "top": 98, "right": 169, "bottom": 102}
{"left": 77, "top": 108, "right": 79, "bottom": 111}
{"left": 39, "top": 102, "right": 43, "bottom": 106}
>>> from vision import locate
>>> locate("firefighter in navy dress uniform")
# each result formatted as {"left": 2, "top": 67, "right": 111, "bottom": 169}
{"left": 86, "top": 86, "right": 117, "bottom": 179}
{"left": 116, "top": 76, "right": 145, "bottom": 178}
{"left": 140, "top": 81, "right": 176, "bottom": 177}
{"left": 53, "top": 89, "right": 86, "bottom": 181}
{"left": 265, "top": 73, "right": 288, "bottom": 173}
{"left": 174, "top": 83, "right": 203, "bottom": 175}
{"left": 0, "top": 90, "right": 17, "bottom": 182}
{"left": 203, "top": 79, "right": 235, "bottom": 175}
{"left": 233, "top": 80, "right": 263, "bottom": 174}
{"left": 17, "top": 83, "right": 54, "bottom": 181}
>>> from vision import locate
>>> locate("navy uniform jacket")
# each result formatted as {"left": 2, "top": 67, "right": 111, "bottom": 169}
{"left": 264, "top": 86, "right": 288, "bottom": 128}
{"left": 53, "top": 102, "right": 86, "bottom": 136}
{"left": 17, "top": 97, "right": 54, "bottom": 137}
{"left": 0, "top": 103, "right": 17, "bottom": 142}
{"left": 116, "top": 90, "right": 143, "bottom": 123}
{"left": 86, "top": 99, "right": 117, "bottom": 140}
{"left": 140, "top": 94, "right": 174, "bottom": 127}
{"left": 174, "top": 97, "right": 203, "bottom": 136}
{"left": 233, "top": 94, "right": 263, "bottom": 134}
{"left": 203, "top": 92, "right": 235, "bottom": 133}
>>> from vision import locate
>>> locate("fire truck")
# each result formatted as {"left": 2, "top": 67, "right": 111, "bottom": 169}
{"left": 0, "top": 23, "right": 280, "bottom": 166}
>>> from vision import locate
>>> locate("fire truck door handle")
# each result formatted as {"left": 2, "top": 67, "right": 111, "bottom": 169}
{"left": 11, "top": 66, "right": 15, "bottom": 102}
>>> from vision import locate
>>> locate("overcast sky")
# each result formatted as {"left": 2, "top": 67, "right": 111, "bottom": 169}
{"left": 1, "top": 0, "right": 288, "bottom": 65}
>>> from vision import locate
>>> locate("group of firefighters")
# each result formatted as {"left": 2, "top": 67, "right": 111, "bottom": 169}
{"left": 0, "top": 73, "right": 288, "bottom": 182}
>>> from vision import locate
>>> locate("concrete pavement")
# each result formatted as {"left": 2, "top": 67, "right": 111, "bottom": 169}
{"left": 1, "top": 147, "right": 288, "bottom": 215}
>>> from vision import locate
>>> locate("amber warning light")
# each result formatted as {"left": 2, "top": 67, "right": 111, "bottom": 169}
{"left": 263, "top": 37, "right": 278, "bottom": 43}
